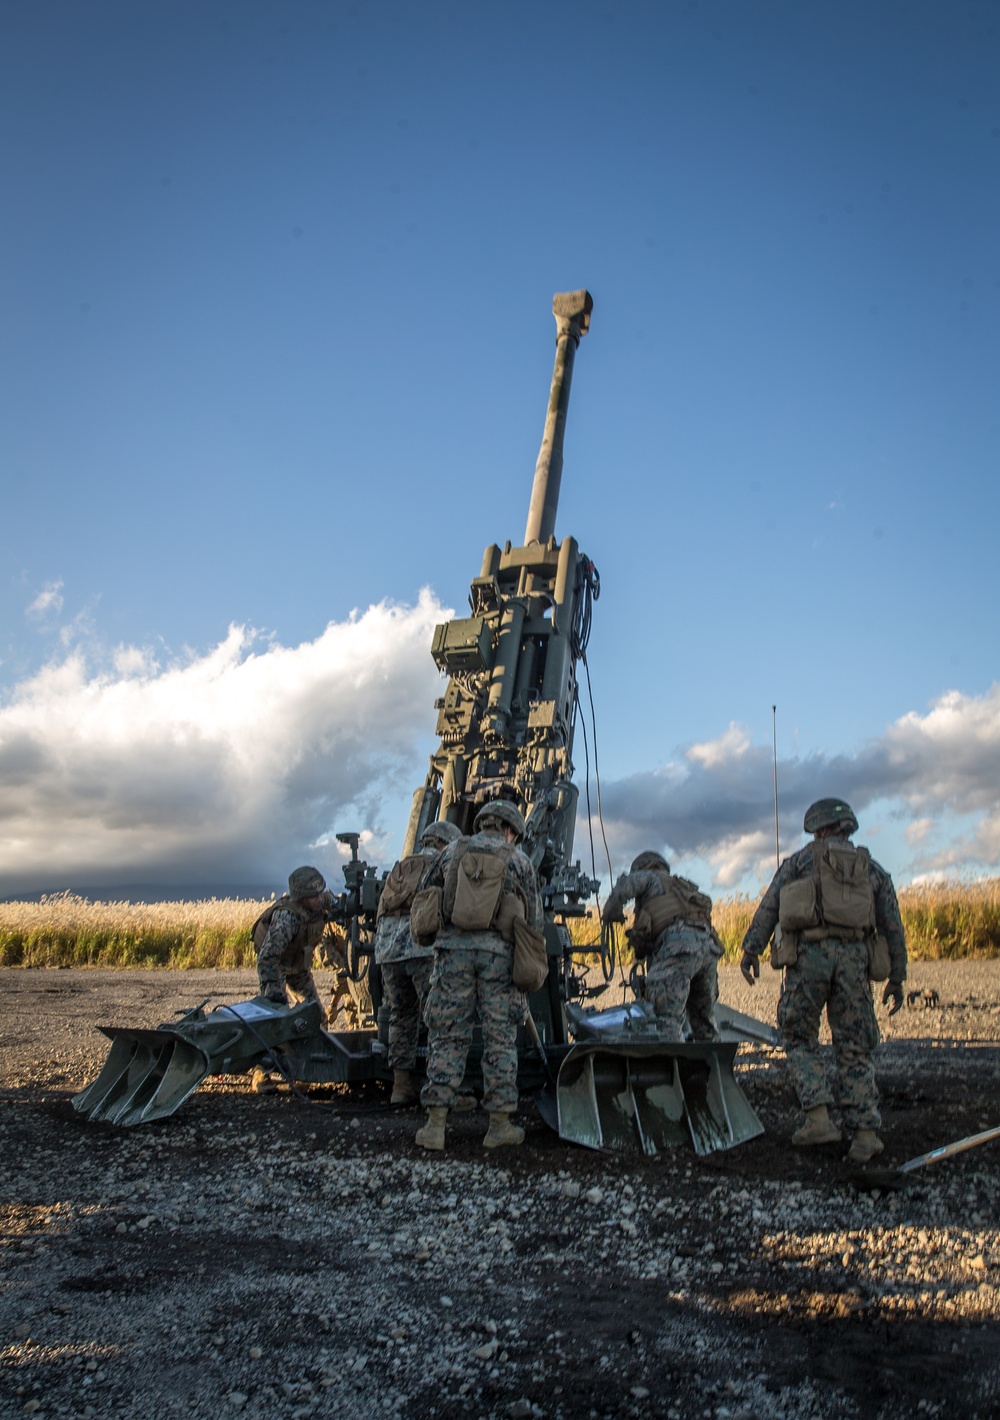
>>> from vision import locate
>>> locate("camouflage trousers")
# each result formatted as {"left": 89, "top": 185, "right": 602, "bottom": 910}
{"left": 381, "top": 957, "right": 433, "bottom": 1072}
{"left": 256, "top": 944, "right": 318, "bottom": 1005}
{"left": 421, "top": 943, "right": 525, "bottom": 1113}
{"left": 777, "top": 937, "right": 881, "bottom": 1130}
{"left": 644, "top": 925, "right": 722, "bottom": 1042}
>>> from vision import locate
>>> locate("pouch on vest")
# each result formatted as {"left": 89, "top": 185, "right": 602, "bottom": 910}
{"left": 377, "top": 855, "right": 427, "bottom": 921}
{"left": 627, "top": 907, "right": 655, "bottom": 960}
{"left": 778, "top": 877, "right": 819, "bottom": 933}
{"left": 451, "top": 850, "right": 509, "bottom": 931}
{"left": 409, "top": 887, "right": 443, "bottom": 946}
{"left": 867, "top": 932, "right": 891, "bottom": 982}
{"left": 494, "top": 886, "right": 527, "bottom": 945}
{"left": 511, "top": 918, "right": 548, "bottom": 992}
{"left": 769, "top": 924, "right": 799, "bottom": 969}
{"left": 815, "top": 843, "right": 873, "bottom": 936}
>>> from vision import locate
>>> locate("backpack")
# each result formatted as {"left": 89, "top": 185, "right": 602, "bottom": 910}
{"left": 446, "top": 842, "right": 514, "bottom": 931}
{"left": 778, "top": 842, "right": 874, "bottom": 942}
{"left": 376, "top": 854, "right": 428, "bottom": 921}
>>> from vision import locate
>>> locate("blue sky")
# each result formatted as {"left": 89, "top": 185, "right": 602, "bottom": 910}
{"left": 2, "top": 1, "right": 998, "bottom": 899}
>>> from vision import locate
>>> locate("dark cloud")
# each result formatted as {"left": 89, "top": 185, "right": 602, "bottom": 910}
{"left": 592, "top": 686, "right": 1000, "bottom": 886}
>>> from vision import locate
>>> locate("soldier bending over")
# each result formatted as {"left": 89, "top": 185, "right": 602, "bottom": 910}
{"left": 602, "top": 852, "right": 722, "bottom": 1041}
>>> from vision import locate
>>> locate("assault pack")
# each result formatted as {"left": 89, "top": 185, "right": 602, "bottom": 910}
{"left": 376, "top": 854, "right": 428, "bottom": 921}
{"left": 776, "top": 842, "right": 890, "bottom": 979}
{"left": 444, "top": 841, "right": 519, "bottom": 934}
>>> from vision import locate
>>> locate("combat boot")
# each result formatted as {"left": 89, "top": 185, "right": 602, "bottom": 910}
{"left": 791, "top": 1105, "right": 842, "bottom": 1147}
{"left": 847, "top": 1129, "right": 884, "bottom": 1164}
{"left": 250, "top": 1066, "right": 277, "bottom": 1095}
{"left": 390, "top": 1069, "right": 418, "bottom": 1105}
{"left": 483, "top": 1112, "right": 524, "bottom": 1149}
{"left": 415, "top": 1107, "right": 448, "bottom": 1151}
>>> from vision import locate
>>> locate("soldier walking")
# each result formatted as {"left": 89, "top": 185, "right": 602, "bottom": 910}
{"left": 373, "top": 820, "right": 461, "bottom": 1104}
{"left": 413, "top": 800, "right": 544, "bottom": 1152}
{"left": 601, "top": 852, "right": 722, "bottom": 1041}
{"left": 739, "top": 798, "right": 907, "bottom": 1163}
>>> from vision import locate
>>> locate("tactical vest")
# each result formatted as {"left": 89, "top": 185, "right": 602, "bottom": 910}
{"left": 251, "top": 896, "right": 326, "bottom": 954}
{"left": 778, "top": 842, "right": 875, "bottom": 942}
{"left": 376, "top": 853, "right": 428, "bottom": 921}
{"left": 628, "top": 870, "right": 713, "bottom": 958}
{"left": 442, "top": 839, "right": 521, "bottom": 938}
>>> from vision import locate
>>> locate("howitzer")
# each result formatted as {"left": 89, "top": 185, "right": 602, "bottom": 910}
{"left": 73, "top": 290, "right": 772, "bottom": 1154}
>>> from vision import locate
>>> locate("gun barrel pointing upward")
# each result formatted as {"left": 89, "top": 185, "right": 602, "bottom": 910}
{"left": 523, "top": 290, "right": 593, "bottom": 547}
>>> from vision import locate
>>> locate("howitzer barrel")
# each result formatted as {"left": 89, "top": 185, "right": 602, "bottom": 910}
{"left": 523, "top": 290, "right": 593, "bottom": 546}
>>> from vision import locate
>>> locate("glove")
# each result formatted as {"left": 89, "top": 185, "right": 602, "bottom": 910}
{"left": 601, "top": 897, "right": 624, "bottom": 925}
{"left": 740, "top": 951, "right": 760, "bottom": 987}
{"left": 882, "top": 979, "right": 904, "bottom": 1016}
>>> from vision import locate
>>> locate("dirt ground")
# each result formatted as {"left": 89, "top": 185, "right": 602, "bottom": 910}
{"left": 2, "top": 961, "right": 999, "bottom": 1420}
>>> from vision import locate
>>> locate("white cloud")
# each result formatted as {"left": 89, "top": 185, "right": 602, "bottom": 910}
{"left": 0, "top": 591, "right": 450, "bottom": 896}
{"left": 27, "top": 580, "right": 64, "bottom": 618}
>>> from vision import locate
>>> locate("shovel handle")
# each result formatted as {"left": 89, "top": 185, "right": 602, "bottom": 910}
{"left": 901, "top": 1123, "right": 1000, "bottom": 1174}
{"left": 524, "top": 1012, "right": 557, "bottom": 1087}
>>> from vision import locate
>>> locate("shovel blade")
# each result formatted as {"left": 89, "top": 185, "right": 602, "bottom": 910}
{"left": 555, "top": 1042, "right": 763, "bottom": 1155}
{"left": 72, "top": 1029, "right": 210, "bottom": 1126}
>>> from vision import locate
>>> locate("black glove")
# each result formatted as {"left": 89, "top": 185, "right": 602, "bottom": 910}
{"left": 601, "top": 897, "right": 624, "bottom": 925}
{"left": 882, "top": 980, "right": 904, "bottom": 1016}
{"left": 740, "top": 951, "right": 760, "bottom": 987}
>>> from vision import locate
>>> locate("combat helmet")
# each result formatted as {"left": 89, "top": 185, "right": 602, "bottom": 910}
{"left": 288, "top": 865, "right": 327, "bottom": 899}
{"left": 630, "top": 850, "right": 670, "bottom": 874}
{"left": 420, "top": 820, "right": 462, "bottom": 849}
{"left": 474, "top": 799, "right": 526, "bottom": 842}
{"left": 803, "top": 798, "right": 859, "bottom": 836}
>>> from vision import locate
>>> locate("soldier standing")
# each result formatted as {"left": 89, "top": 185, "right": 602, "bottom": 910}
{"left": 739, "top": 798, "right": 907, "bottom": 1163}
{"left": 374, "top": 820, "right": 461, "bottom": 1104}
{"left": 414, "top": 800, "right": 544, "bottom": 1152}
{"left": 252, "top": 866, "right": 330, "bottom": 1006}
{"left": 601, "top": 852, "right": 722, "bottom": 1041}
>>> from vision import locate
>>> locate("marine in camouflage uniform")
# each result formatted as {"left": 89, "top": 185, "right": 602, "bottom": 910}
{"left": 602, "top": 851, "right": 722, "bottom": 1041}
{"left": 374, "top": 820, "right": 461, "bottom": 1103}
{"left": 253, "top": 865, "right": 330, "bottom": 1005}
{"left": 739, "top": 798, "right": 907, "bottom": 1163}
{"left": 415, "top": 800, "right": 544, "bottom": 1151}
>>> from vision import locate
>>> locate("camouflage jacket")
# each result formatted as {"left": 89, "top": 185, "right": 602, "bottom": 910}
{"left": 606, "top": 868, "right": 717, "bottom": 956}
{"left": 606, "top": 869, "right": 670, "bottom": 922}
{"left": 253, "top": 895, "right": 328, "bottom": 961}
{"left": 740, "top": 837, "right": 907, "bottom": 981}
{"left": 374, "top": 845, "right": 438, "bottom": 965}
{"left": 420, "top": 827, "right": 544, "bottom": 952}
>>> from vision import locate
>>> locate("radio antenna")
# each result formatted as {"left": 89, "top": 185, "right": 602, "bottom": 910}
{"left": 772, "top": 705, "right": 780, "bottom": 868}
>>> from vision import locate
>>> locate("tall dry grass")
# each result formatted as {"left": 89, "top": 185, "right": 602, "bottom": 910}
{"left": 566, "top": 879, "right": 1000, "bottom": 964}
{"left": 1, "top": 879, "right": 999, "bottom": 969}
{"left": 0, "top": 893, "right": 269, "bottom": 969}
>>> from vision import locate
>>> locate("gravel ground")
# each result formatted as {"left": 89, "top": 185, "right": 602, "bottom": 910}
{"left": 2, "top": 961, "right": 999, "bottom": 1420}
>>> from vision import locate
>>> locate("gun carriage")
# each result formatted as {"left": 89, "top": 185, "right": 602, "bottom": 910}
{"left": 73, "top": 292, "right": 772, "bottom": 1154}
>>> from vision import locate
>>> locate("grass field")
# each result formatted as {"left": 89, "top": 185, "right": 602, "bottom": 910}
{"left": 2, "top": 879, "right": 999, "bottom": 969}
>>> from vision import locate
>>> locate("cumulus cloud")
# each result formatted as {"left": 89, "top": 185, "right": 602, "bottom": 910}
{"left": 0, "top": 592, "right": 450, "bottom": 897}
{"left": 592, "top": 685, "right": 1000, "bottom": 888}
